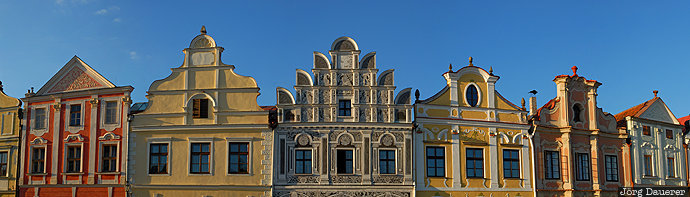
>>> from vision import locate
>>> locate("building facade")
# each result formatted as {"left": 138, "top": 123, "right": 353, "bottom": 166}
{"left": 0, "top": 82, "right": 21, "bottom": 197}
{"left": 530, "top": 67, "right": 631, "bottom": 197}
{"left": 414, "top": 59, "right": 534, "bottom": 197}
{"left": 272, "top": 37, "right": 414, "bottom": 197}
{"left": 19, "top": 56, "right": 132, "bottom": 197}
{"left": 615, "top": 91, "right": 687, "bottom": 186}
{"left": 129, "top": 27, "right": 273, "bottom": 197}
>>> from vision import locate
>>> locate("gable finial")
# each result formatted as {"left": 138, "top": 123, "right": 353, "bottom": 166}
{"left": 489, "top": 66, "right": 493, "bottom": 75}
{"left": 31, "top": 87, "right": 34, "bottom": 93}
{"left": 521, "top": 98, "right": 526, "bottom": 110}
{"left": 448, "top": 63, "right": 453, "bottom": 72}
{"left": 469, "top": 57, "right": 474, "bottom": 66}
{"left": 200, "top": 25, "right": 207, "bottom": 35}
{"left": 571, "top": 66, "right": 578, "bottom": 76}
{"left": 0, "top": 81, "right": 3, "bottom": 92}
{"left": 653, "top": 90, "right": 658, "bottom": 98}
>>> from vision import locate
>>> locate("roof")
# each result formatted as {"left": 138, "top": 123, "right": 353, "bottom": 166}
{"left": 129, "top": 102, "right": 148, "bottom": 114}
{"left": 614, "top": 97, "right": 678, "bottom": 127}
{"left": 679, "top": 115, "right": 690, "bottom": 126}
{"left": 260, "top": 106, "right": 277, "bottom": 111}
{"left": 534, "top": 97, "right": 559, "bottom": 121}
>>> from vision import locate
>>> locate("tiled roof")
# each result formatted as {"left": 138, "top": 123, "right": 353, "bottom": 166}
{"left": 534, "top": 97, "right": 558, "bottom": 121}
{"left": 260, "top": 106, "right": 277, "bottom": 111}
{"left": 679, "top": 115, "right": 690, "bottom": 126}
{"left": 613, "top": 97, "right": 660, "bottom": 127}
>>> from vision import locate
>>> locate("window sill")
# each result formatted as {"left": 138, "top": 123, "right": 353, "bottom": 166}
{"left": 62, "top": 172, "right": 84, "bottom": 175}
{"left": 189, "top": 173, "right": 213, "bottom": 176}
{"left": 27, "top": 173, "right": 47, "bottom": 176}
{"left": 227, "top": 173, "right": 252, "bottom": 176}
{"left": 95, "top": 172, "right": 121, "bottom": 175}
{"left": 147, "top": 173, "right": 170, "bottom": 176}
{"left": 466, "top": 177, "right": 487, "bottom": 179}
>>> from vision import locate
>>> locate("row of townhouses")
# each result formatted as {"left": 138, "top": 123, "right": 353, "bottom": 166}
{"left": 0, "top": 27, "right": 688, "bottom": 197}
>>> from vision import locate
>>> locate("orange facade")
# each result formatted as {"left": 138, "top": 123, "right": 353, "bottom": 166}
{"left": 19, "top": 57, "right": 132, "bottom": 197}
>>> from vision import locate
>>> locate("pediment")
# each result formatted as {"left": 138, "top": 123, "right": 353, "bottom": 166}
{"left": 36, "top": 56, "right": 115, "bottom": 95}
{"left": 639, "top": 99, "right": 678, "bottom": 124}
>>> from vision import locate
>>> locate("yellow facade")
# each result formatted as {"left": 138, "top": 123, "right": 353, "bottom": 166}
{"left": 129, "top": 27, "right": 272, "bottom": 197}
{"left": 0, "top": 82, "right": 20, "bottom": 197}
{"left": 415, "top": 59, "right": 534, "bottom": 197}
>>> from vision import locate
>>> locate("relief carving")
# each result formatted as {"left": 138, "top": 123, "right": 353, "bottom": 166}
{"left": 286, "top": 175, "right": 320, "bottom": 184}
{"left": 373, "top": 175, "right": 404, "bottom": 183}
{"left": 332, "top": 175, "right": 362, "bottom": 183}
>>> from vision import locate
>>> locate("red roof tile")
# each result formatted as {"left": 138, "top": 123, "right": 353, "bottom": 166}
{"left": 679, "top": 115, "right": 690, "bottom": 126}
{"left": 614, "top": 97, "right": 663, "bottom": 127}
{"left": 260, "top": 106, "right": 277, "bottom": 111}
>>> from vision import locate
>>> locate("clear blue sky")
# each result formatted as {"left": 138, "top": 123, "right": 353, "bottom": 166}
{"left": 1, "top": 1, "right": 689, "bottom": 118}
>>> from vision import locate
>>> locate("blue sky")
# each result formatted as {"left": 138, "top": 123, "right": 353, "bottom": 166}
{"left": 1, "top": 1, "right": 689, "bottom": 118}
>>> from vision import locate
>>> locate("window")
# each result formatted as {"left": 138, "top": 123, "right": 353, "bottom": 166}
{"left": 295, "top": 150, "right": 312, "bottom": 174}
{"left": 66, "top": 146, "right": 81, "bottom": 173}
{"left": 666, "top": 129, "right": 673, "bottom": 139}
{"left": 643, "top": 155, "right": 652, "bottom": 176}
{"left": 228, "top": 142, "right": 248, "bottom": 174}
{"left": 31, "top": 148, "right": 45, "bottom": 174}
{"left": 34, "top": 108, "right": 46, "bottom": 129}
{"left": 149, "top": 143, "right": 168, "bottom": 174}
{"left": 0, "top": 152, "right": 7, "bottom": 176}
{"left": 466, "top": 148, "right": 484, "bottom": 178}
{"left": 575, "top": 153, "right": 590, "bottom": 181}
{"left": 192, "top": 99, "right": 209, "bottom": 118}
{"left": 379, "top": 150, "right": 396, "bottom": 174}
{"left": 338, "top": 100, "right": 351, "bottom": 116}
{"left": 395, "top": 109, "right": 406, "bottom": 122}
{"left": 604, "top": 155, "right": 619, "bottom": 182}
{"left": 643, "top": 126, "right": 651, "bottom": 136}
{"left": 190, "top": 143, "right": 210, "bottom": 174}
{"left": 544, "top": 151, "right": 560, "bottom": 179}
{"left": 101, "top": 144, "right": 117, "bottom": 172}
{"left": 426, "top": 147, "right": 445, "bottom": 177}
{"left": 69, "top": 105, "right": 81, "bottom": 126}
{"left": 337, "top": 149, "right": 353, "bottom": 174}
{"left": 466, "top": 85, "right": 478, "bottom": 107}
{"left": 572, "top": 104, "right": 582, "bottom": 122}
{"left": 667, "top": 157, "right": 675, "bottom": 177}
{"left": 283, "top": 109, "right": 294, "bottom": 122}
{"left": 503, "top": 149, "right": 520, "bottom": 178}
{"left": 104, "top": 101, "right": 118, "bottom": 124}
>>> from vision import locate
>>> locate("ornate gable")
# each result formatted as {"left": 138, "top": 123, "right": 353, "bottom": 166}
{"left": 36, "top": 56, "right": 115, "bottom": 95}
{"left": 638, "top": 99, "right": 679, "bottom": 124}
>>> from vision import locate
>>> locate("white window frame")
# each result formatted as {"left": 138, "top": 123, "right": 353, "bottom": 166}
{"left": 377, "top": 148, "right": 397, "bottom": 175}
{"left": 147, "top": 138, "right": 172, "bottom": 176}
{"left": 293, "top": 148, "right": 314, "bottom": 175}
{"left": 225, "top": 137, "right": 253, "bottom": 176}
{"left": 335, "top": 147, "right": 356, "bottom": 175}
{"left": 99, "top": 98, "right": 122, "bottom": 132}
{"left": 63, "top": 143, "right": 84, "bottom": 174}
{"left": 30, "top": 106, "right": 49, "bottom": 134}
{"left": 98, "top": 141, "right": 120, "bottom": 173}
{"left": 188, "top": 137, "right": 214, "bottom": 176}
{"left": 64, "top": 101, "right": 85, "bottom": 133}
{"left": 463, "top": 83, "right": 482, "bottom": 107}
{"left": 29, "top": 145, "right": 47, "bottom": 175}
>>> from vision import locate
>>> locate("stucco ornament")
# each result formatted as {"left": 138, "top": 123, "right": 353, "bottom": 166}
{"left": 381, "top": 134, "right": 395, "bottom": 146}
{"left": 297, "top": 135, "right": 310, "bottom": 146}
{"left": 339, "top": 135, "right": 353, "bottom": 146}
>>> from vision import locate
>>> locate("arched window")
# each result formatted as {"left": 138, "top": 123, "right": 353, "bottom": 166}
{"left": 573, "top": 104, "right": 583, "bottom": 122}
{"left": 466, "top": 85, "right": 479, "bottom": 107}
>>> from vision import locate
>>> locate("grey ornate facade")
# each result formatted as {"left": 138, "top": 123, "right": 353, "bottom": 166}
{"left": 273, "top": 37, "right": 414, "bottom": 197}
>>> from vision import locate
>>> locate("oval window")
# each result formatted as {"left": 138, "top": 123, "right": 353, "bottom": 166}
{"left": 466, "top": 85, "right": 479, "bottom": 107}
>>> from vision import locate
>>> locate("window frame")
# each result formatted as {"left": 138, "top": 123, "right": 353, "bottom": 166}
{"left": 68, "top": 104, "right": 82, "bottom": 126}
{"left": 0, "top": 151, "right": 8, "bottom": 177}
{"left": 192, "top": 98, "right": 210, "bottom": 119}
{"left": 503, "top": 149, "right": 521, "bottom": 179}
{"left": 147, "top": 138, "right": 171, "bottom": 176}
{"left": 426, "top": 146, "right": 445, "bottom": 178}
{"left": 227, "top": 142, "right": 250, "bottom": 175}
{"left": 574, "top": 153, "right": 591, "bottom": 181}
{"left": 378, "top": 149, "right": 397, "bottom": 175}
{"left": 99, "top": 142, "right": 119, "bottom": 173}
{"left": 572, "top": 103, "right": 583, "bottom": 123}
{"left": 667, "top": 157, "right": 675, "bottom": 178}
{"left": 544, "top": 150, "right": 561, "bottom": 180}
{"left": 465, "top": 147, "right": 484, "bottom": 178}
{"left": 30, "top": 146, "right": 47, "bottom": 174}
{"left": 336, "top": 148, "right": 355, "bottom": 174}
{"left": 642, "top": 125, "right": 651, "bottom": 136}
{"left": 64, "top": 144, "right": 83, "bottom": 173}
{"left": 643, "top": 155, "right": 653, "bottom": 176}
{"left": 189, "top": 142, "right": 212, "bottom": 175}
{"left": 294, "top": 148, "right": 313, "bottom": 175}
{"left": 338, "top": 100, "right": 352, "bottom": 117}
{"left": 465, "top": 84, "right": 479, "bottom": 107}
{"left": 604, "top": 155, "right": 619, "bottom": 182}
{"left": 666, "top": 129, "right": 673, "bottom": 139}
{"left": 32, "top": 107, "right": 47, "bottom": 130}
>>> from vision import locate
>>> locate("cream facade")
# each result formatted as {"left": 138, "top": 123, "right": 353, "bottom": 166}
{"left": 414, "top": 59, "right": 534, "bottom": 197}
{"left": 273, "top": 37, "right": 414, "bottom": 197}
{"left": 129, "top": 27, "right": 272, "bottom": 197}
{"left": 0, "top": 82, "right": 21, "bottom": 197}
{"left": 615, "top": 92, "right": 686, "bottom": 186}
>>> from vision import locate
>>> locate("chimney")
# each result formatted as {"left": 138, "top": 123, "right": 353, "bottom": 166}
{"left": 529, "top": 97, "right": 538, "bottom": 117}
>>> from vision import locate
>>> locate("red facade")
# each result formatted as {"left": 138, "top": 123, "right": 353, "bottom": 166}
{"left": 19, "top": 56, "right": 131, "bottom": 196}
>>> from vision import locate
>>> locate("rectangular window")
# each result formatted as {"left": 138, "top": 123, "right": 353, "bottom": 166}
{"left": 503, "top": 149, "right": 520, "bottom": 178}
{"left": 643, "top": 126, "right": 651, "bottom": 136}
{"left": 31, "top": 148, "right": 45, "bottom": 174}
{"left": 667, "top": 157, "right": 675, "bottom": 177}
{"left": 605, "top": 155, "right": 619, "bottom": 182}
{"left": 101, "top": 144, "right": 117, "bottom": 172}
{"left": 149, "top": 143, "right": 168, "bottom": 174}
{"left": 0, "top": 152, "right": 7, "bottom": 176}
{"left": 666, "top": 129, "right": 673, "bottom": 139}
{"left": 228, "top": 142, "right": 249, "bottom": 174}
{"left": 69, "top": 105, "right": 81, "bottom": 126}
{"left": 466, "top": 148, "right": 484, "bottom": 178}
{"left": 337, "top": 149, "right": 353, "bottom": 174}
{"left": 338, "top": 100, "right": 351, "bottom": 116}
{"left": 544, "top": 151, "right": 560, "bottom": 179}
{"left": 575, "top": 153, "right": 590, "bottom": 181}
{"left": 190, "top": 143, "right": 210, "bottom": 174}
{"left": 34, "top": 108, "right": 46, "bottom": 129}
{"left": 644, "top": 155, "right": 652, "bottom": 176}
{"left": 66, "top": 146, "right": 81, "bottom": 173}
{"left": 426, "top": 147, "right": 445, "bottom": 177}
{"left": 379, "top": 150, "right": 396, "bottom": 174}
{"left": 192, "top": 99, "right": 209, "bottom": 118}
{"left": 104, "top": 101, "right": 118, "bottom": 124}
{"left": 295, "top": 150, "right": 312, "bottom": 174}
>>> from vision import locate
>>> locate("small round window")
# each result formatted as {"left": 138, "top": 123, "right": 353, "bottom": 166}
{"left": 466, "top": 85, "right": 479, "bottom": 107}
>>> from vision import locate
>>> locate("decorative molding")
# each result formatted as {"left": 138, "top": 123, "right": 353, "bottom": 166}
{"left": 98, "top": 132, "right": 121, "bottom": 141}
{"left": 64, "top": 134, "right": 85, "bottom": 142}
{"left": 31, "top": 137, "right": 48, "bottom": 145}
